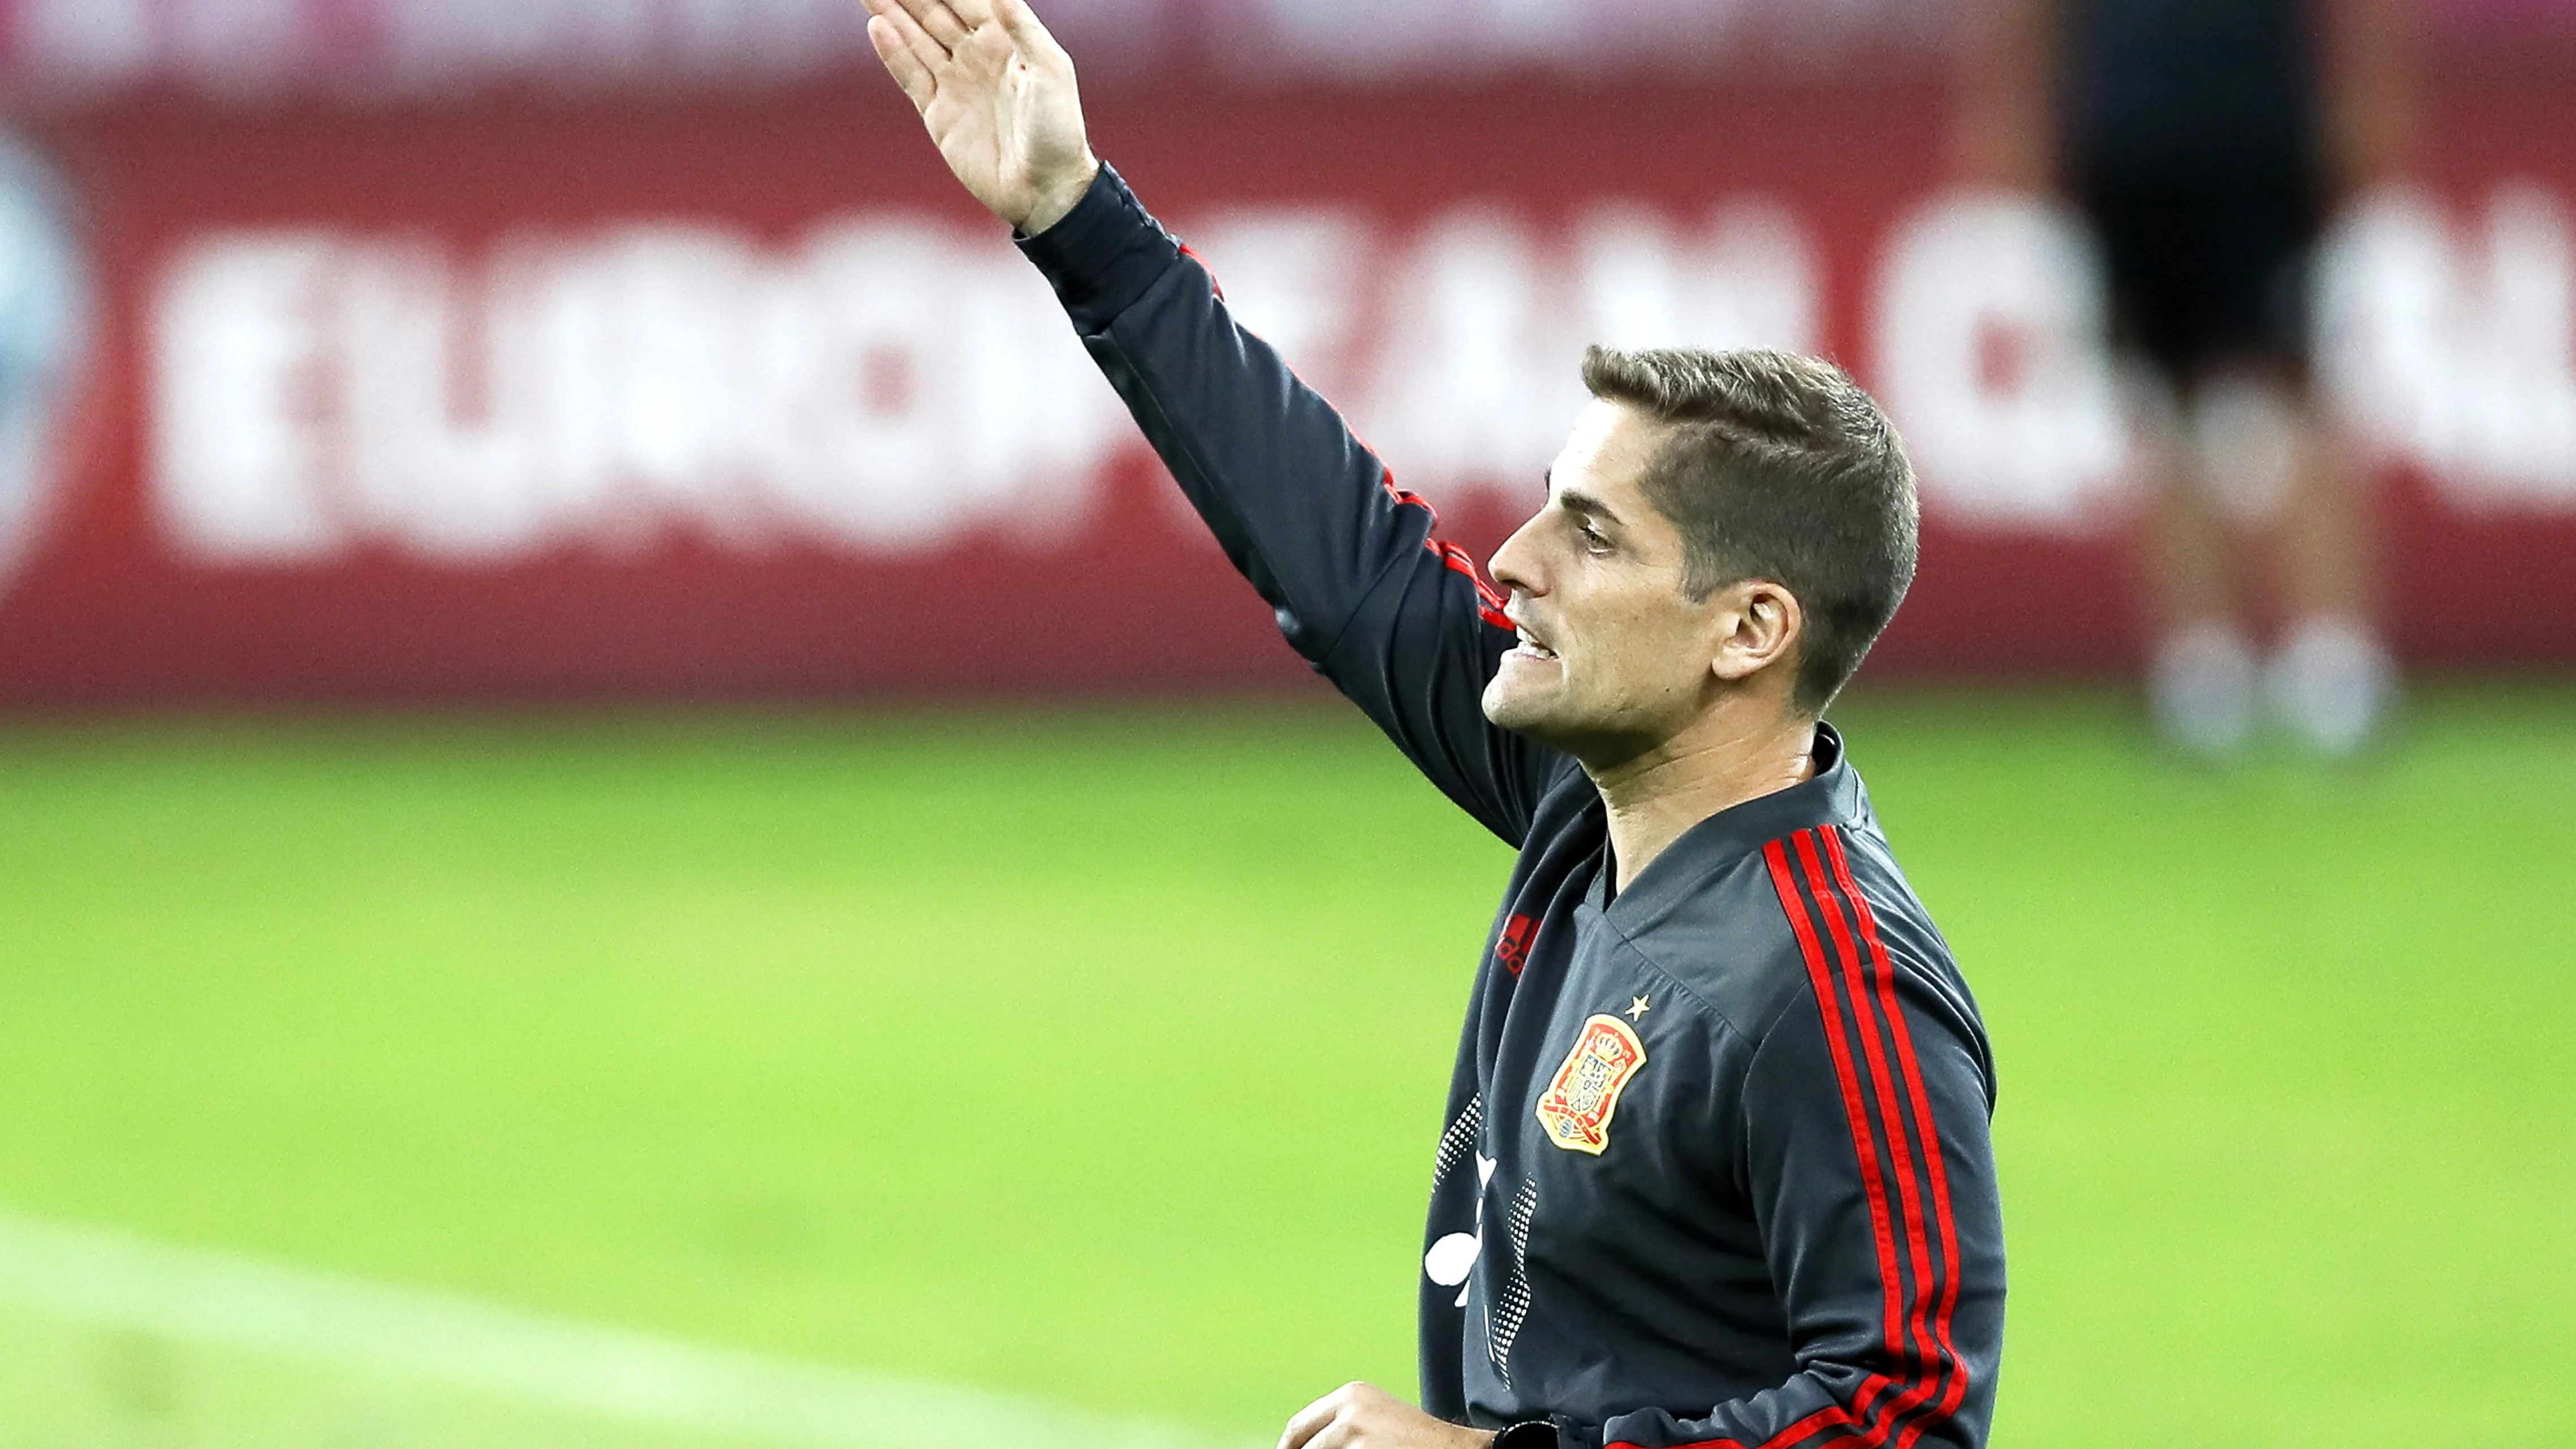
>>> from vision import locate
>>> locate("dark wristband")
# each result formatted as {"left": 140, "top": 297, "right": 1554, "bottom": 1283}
{"left": 1493, "top": 1422, "right": 1560, "bottom": 1449}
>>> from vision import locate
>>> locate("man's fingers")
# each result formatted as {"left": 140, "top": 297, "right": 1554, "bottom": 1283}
{"left": 890, "top": 0, "right": 972, "bottom": 50}
{"left": 864, "top": 14, "right": 937, "bottom": 109}
{"left": 990, "top": 0, "right": 1065, "bottom": 60}
{"left": 1277, "top": 1389, "right": 1347, "bottom": 1449}
{"left": 864, "top": 0, "right": 949, "bottom": 83}
{"left": 950, "top": 0, "right": 1067, "bottom": 74}
{"left": 989, "top": 0, "right": 1041, "bottom": 42}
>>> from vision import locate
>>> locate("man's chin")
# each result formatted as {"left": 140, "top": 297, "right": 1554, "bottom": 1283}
{"left": 1483, "top": 682, "right": 1657, "bottom": 767}
{"left": 1481, "top": 679, "right": 1562, "bottom": 740}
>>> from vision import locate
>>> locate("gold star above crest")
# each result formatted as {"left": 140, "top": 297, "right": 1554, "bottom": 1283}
{"left": 1625, "top": 994, "right": 1651, "bottom": 1021}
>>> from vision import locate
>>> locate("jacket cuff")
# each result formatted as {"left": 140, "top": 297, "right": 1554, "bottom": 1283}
{"left": 1014, "top": 161, "right": 1183, "bottom": 334}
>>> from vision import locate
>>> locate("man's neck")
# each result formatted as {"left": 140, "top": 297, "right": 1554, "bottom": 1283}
{"left": 1589, "top": 704, "right": 1817, "bottom": 893}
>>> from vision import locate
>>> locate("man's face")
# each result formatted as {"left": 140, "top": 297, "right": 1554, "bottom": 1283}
{"left": 1482, "top": 400, "right": 1735, "bottom": 760}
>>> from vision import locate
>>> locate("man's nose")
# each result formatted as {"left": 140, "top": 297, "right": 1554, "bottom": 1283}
{"left": 1487, "top": 515, "right": 1544, "bottom": 598}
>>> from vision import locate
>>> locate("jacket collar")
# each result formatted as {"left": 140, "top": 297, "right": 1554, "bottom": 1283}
{"left": 1583, "top": 721, "right": 1866, "bottom": 922}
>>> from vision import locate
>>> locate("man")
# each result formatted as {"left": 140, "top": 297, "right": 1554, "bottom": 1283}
{"left": 858, "top": 2, "right": 2006, "bottom": 1445}
{"left": 1956, "top": 0, "right": 2414, "bottom": 758}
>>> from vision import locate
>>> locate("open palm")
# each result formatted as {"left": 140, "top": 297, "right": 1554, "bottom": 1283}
{"left": 861, "top": 0, "right": 1099, "bottom": 234}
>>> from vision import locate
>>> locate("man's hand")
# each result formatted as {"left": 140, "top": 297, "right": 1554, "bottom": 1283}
{"left": 1278, "top": 1382, "right": 1498, "bottom": 1449}
{"left": 858, "top": 0, "right": 1100, "bottom": 234}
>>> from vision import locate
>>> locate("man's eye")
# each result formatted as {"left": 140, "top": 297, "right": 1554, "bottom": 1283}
{"left": 1578, "top": 524, "right": 1610, "bottom": 550}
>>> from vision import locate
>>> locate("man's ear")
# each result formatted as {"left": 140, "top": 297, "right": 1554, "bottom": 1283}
{"left": 1709, "top": 580, "right": 1802, "bottom": 686}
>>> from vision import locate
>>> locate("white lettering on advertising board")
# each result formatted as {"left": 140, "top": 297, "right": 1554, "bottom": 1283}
{"left": 153, "top": 217, "right": 1123, "bottom": 563}
{"left": 1871, "top": 191, "right": 2130, "bottom": 529}
{"left": 2319, "top": 184, "right": 2576, "bottom": 507}
{"left": 147, "top": 184, "right": 2576, "bottom": 566}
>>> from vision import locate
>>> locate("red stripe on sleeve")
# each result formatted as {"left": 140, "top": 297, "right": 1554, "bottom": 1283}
{"left": 1434, "top": 539, "right": 1516, "bottom": 629}
{"left": 1761, "top": 837, "right": 1906, "bottom": 1448}
{"left": 1176, "top": 241, "right": 1222, "bottom": 299}
{"left": 1606, "top": 835, "right": 1966, "bottom": 1449}
{"left": 1823, "top": 827, "right": 1973, "bottom": 1437}
{"left": 1792, "top": 832, "right": 1953, "bottom": 1446}
{"left": 1377, "top": 467, "right": 1514, "bottom": 631}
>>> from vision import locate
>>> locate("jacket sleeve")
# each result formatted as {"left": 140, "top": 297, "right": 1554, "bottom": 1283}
{"left": 1017, "top": 164, "right": 1561, "bottom": 846}
{"left": 1573, "top": 848, "right": 2007, "bottom": 1449}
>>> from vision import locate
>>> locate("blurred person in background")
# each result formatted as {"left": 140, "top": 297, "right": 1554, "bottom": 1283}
{"left": 0, "top": 130, "right": 84, "bottom": 600}
{"left": 1956, "top": 0, "right": 2418, "bottom": 758}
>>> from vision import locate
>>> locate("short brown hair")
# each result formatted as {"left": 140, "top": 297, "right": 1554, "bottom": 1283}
{"left": 1581, "top": 344, "right": 1918, "bottom": 713}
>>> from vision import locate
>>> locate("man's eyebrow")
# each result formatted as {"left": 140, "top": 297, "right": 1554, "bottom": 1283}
{"left": 1554, "top": 486, "right": 1623, "bottom": 527}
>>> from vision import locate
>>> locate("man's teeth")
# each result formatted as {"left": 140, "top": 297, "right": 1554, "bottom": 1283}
{"left": 1516, "top": 629, "right": 1557, "bottom": 660}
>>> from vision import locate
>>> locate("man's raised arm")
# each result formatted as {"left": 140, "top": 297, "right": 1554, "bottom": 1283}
{"left": 860, "top": 0, "right": 1559, "bottom": 844}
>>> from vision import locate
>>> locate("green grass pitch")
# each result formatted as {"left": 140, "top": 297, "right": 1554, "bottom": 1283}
{"left": 1, "top": 685, "right": 2571, "bottom": 1446}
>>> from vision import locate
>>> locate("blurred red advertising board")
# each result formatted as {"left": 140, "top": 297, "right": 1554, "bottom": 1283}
{"left": 0, "top": 72, "right": 2571, "bottom": 704}
{"left": 4, "top": 1, "right": 2573, "bottom": 104}
{"left": 0, "top": 0, "right": 1955, "bottom": 104}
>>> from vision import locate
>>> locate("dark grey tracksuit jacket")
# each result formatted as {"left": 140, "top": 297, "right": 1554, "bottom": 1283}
{"left": 1021, "top": 165, "right": 2007, "bottom": 1449}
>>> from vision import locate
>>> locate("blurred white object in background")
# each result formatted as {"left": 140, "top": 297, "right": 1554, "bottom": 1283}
{"left": 149, "top": 219, "right": 1124, "bottom": 564}
{"left": 1873, "top": 191, "right": 2129, "bottom": 531}
{"left": 2148, "top": 620, "right": 2259, "bottom": 761}
{"left": 2185, "top": 369, "right": 2302, "bottom": 527}
{"left": 2268, "top": 614, "right": 2398, "bottom": 757}
{"left": 1574, "top": 199, "right": 1820, "bottom": 360}
{"left": 2319, "top": 183, "right": 2576, "bottom": 509}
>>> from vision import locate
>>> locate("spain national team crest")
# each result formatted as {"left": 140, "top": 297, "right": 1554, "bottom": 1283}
{"left": 1534, "top": 1014, "right": 1647, "bottom": 1155}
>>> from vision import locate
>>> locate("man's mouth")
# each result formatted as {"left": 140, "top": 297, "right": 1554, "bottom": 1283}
{"left": 1511, "top": 625, "right": 1559, "bottom": 663}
